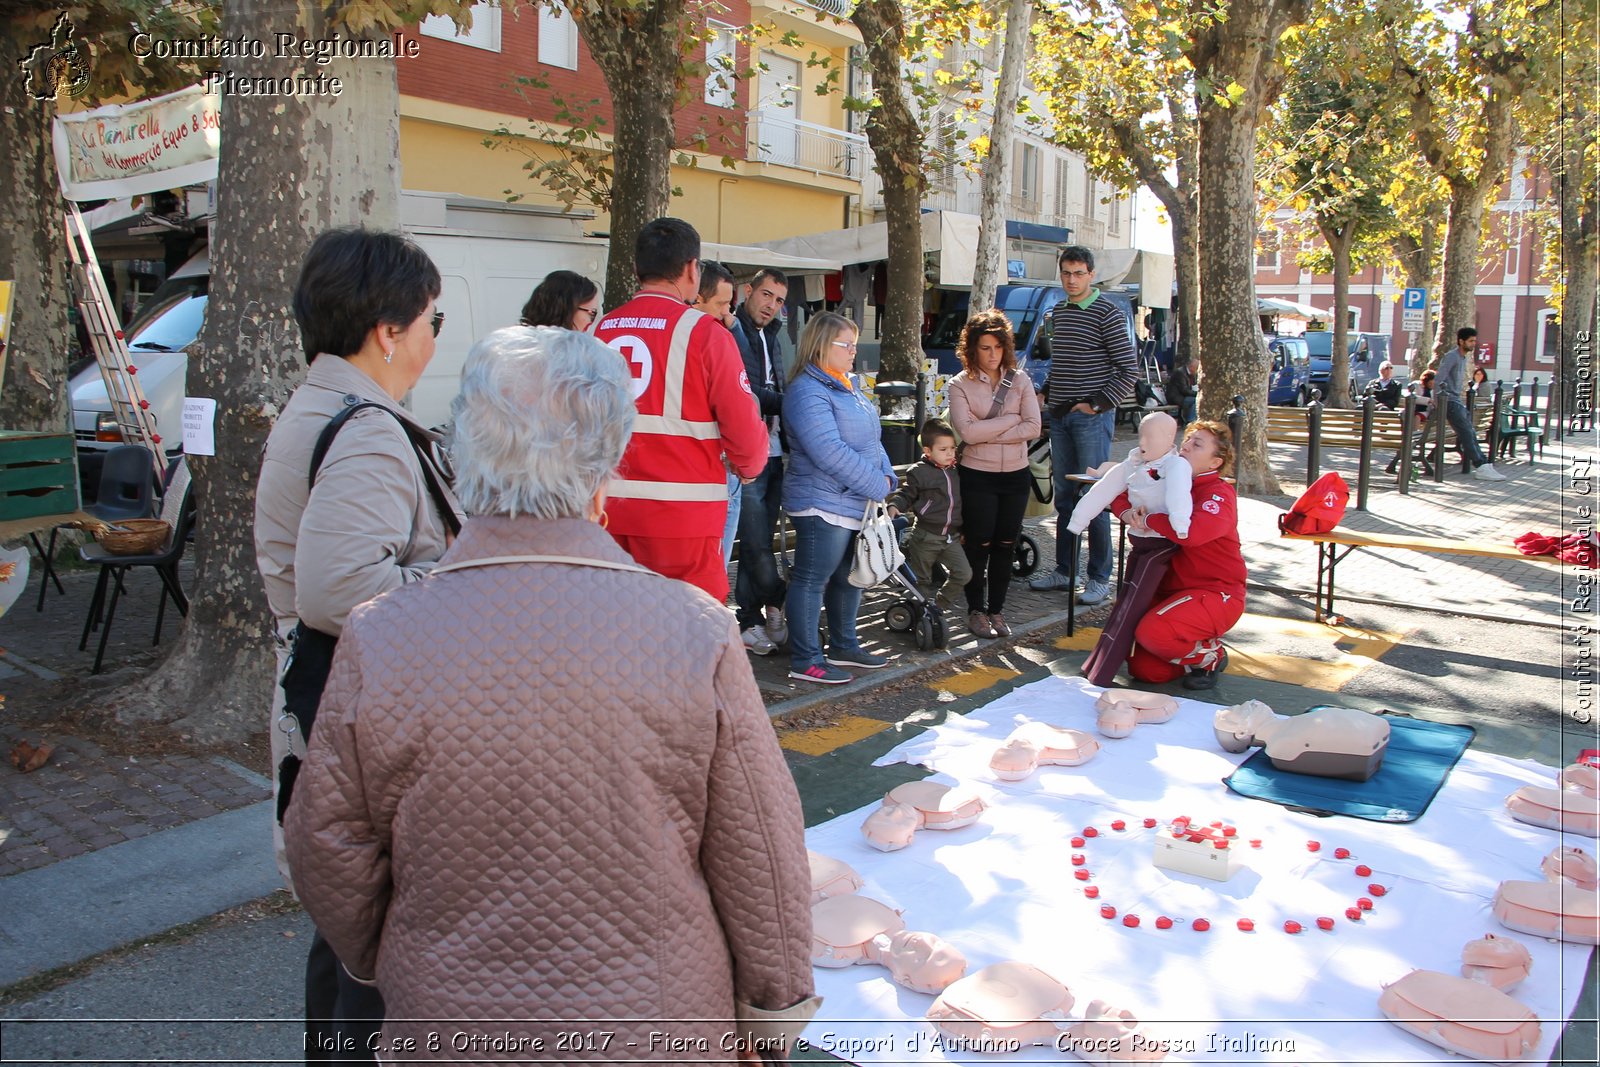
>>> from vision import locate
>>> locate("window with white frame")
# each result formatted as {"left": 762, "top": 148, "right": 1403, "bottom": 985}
{"left": 1537, "top": 309, "right": 1558, "bottom": 363}
{"left": 1015, "top": 142, "right": 1040, "bottom": 204}
{"left": 1054, "top": 162, "right": 1072, "bottom": 219}
{"left": 421, "top": 2, "right": 502, "bottom": 52}
{"left": 1504, "top": 216, "right": 1522, "bottom": 279}
{"left": 1108, "top": 195, "right": 1121, "bottom": 235}
{"left": 1255, "top": 231, "right": 1280, "bottom": 271}
{"left": 705, "top": 21, "right": 736, "bottom": 107}
{"left": 1346, "top": 306, "right": 1361, "bottom": 331}
{"left": 1085, "top": 174, "right": 1098, "bottom": 219}
{"left": 538, "top": 2, "right": 579, "bottom": 69}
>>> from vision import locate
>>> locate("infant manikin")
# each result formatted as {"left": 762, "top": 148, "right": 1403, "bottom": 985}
{"left": 1068, "top": 412, "right": 1192, "bottom": 538}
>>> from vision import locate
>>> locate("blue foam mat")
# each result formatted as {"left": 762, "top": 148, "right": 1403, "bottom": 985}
{"left": 1222, "top": 708, "right": 1476, "bottom": 822}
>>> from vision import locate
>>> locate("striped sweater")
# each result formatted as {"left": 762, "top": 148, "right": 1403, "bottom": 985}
{"left": 1045, "top": 290, "right": 1139, "bottom": 414}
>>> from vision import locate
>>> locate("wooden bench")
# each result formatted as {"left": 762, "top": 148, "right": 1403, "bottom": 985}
{"left": 1281, "top": 528, "right": 1565, "bottom": 622}
{"left": 1266, "top": 408, "right": 1409, "bottom": 450}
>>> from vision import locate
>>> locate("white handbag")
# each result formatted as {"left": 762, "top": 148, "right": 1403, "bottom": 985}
{"left": 848, "top": 500, "right": 904, "bottom": 588}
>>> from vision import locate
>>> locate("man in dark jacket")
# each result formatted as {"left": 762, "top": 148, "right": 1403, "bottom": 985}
{"left": 1368, "top": 361, "right": 1404, "bottom": 410}
{"left": 732, "top": 268, "right": 791, "bottom": 655}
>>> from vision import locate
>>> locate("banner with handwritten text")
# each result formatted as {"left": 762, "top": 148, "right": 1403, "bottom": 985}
{"left": 52, "top": 84, "right": 221, "bottom": 201}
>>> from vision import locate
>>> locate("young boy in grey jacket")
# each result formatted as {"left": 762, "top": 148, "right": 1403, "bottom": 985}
{"left": 888, "top": 419, "right": 973, "bottom": 605}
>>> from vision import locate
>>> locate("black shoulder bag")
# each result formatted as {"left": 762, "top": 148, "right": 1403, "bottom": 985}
{"left": 275, "top": 397, "right": 461, "bottom": 824}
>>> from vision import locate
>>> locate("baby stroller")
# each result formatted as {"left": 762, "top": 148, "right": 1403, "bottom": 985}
{"left": 882, "top": 515, "right": 950, "bottom": 651}
{"left": 1009, "top": 435, "right": 1052, "bottom": 579}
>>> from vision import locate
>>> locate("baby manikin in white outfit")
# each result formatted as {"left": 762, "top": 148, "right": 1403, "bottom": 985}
{"left": 1067, "top": 411, "right": 1192, "bottom": 538}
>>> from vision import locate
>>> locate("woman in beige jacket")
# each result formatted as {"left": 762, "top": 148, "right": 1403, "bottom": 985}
{"left": 254, "top": 228, "right": 463, "bottom": 1064}
{"left": 286, "top": 327, "right": 817, "bottom": 1062}
{"left": 947, "top": 309, "right": 1042, "bottom": 638}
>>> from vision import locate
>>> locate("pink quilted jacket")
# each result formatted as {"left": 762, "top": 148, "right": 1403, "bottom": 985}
{"left": 285, "top": 515, "right": 814, "bottom": 1059}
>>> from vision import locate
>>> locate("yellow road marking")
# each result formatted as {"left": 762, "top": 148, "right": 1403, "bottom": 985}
{"left": 1054, "top": 615, "right": 1405, "bottom": 691}
{"left": 780, "top": 715, "right": 892, "bottom": 756}
{"left": 931, "top": 663, "right": 1025, "bottom": 696}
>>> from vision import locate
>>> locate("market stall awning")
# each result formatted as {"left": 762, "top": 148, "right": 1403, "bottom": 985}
{"left": 1258, "top": 296, "right": 1332, "bottom": 320}
{"left": 700, "top": 241, "right": 840, "bottom": 277}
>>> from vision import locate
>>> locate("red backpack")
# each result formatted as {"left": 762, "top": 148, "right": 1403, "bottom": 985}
{"left": 1279, "top": 472, "right": 1350, "bottom": 535}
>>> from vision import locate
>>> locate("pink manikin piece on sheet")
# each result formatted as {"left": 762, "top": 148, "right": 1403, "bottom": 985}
{"left": 1561, "top": 763, "right": 1600, "bottom": 797}
{"left": 1459, "top": 934, "right": 1534, "bottom": 991}
{"left": 1212, "top": 700, "right": 1391, "bottom": 782}
{"left": 927, "top": 961, "right": 1076, "bottom": 1049}
{"left": 862, "top": 781, "right": 986, "bottom": 852}
{"left": 1378, "top": 970, "right": 1541, "bottom": 1063}
{"left": 1542, "top": 845, "right": 1599, "bottom": 891}
{"left": 810, "top": 897, "right": 965, "bottom": 993}
{"left": 1094, "top": 689, "right": 1179, "bottom": 739}
{"left": 864, "top": 929, "right": 969, "bottom": 995}
{"left": 810, "top": 895, "right": 905, "bottom": 967}
{"left": 1060, "top": 1000, "right": 1170, "bottom": 1064}
{"left": 808, "top": 850, "right": 865, "bottom": 905}
{"left": 989, "top": 722, "right": 1101, "bottom": 781}
{"left": 1492, "top": 879, "right": 1600, "bottom": 945}
{"left": 1504, "top": 771, "right": 1593, "bottom": 838}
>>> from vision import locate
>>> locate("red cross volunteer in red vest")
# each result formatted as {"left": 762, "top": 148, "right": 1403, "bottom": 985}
{"left": 595, "top": 218, "right": 767, "bottom": 599}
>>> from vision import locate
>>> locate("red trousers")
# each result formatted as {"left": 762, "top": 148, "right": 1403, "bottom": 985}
{"left": 611, "top": 534, "right": 728, "bottom": 601}
{"left": 1128, "top": 587, "right": 1245, "bottom": 683}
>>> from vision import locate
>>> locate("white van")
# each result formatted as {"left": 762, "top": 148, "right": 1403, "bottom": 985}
{"left": 69, "top": 193, "right": 606, "bottom": 489}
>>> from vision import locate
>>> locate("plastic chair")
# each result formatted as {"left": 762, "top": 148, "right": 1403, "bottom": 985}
{"left": 31, "top": 444, "right": 157, "bottom": 611}
{"left": 78, "top": 458, "right": 193, "bottom": 673}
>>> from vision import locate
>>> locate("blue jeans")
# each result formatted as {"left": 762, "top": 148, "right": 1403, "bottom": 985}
{"left": 735, "top": 457, "right": 786, "bottom": 629}
{"left": 1445, "top": 400, "right": 1489, "bottom": 467}
{"left": 785, "top": 513, "right": 862, "bottom": 670}
{"left": 1049, "top": 408, "right": 1115, "bottom": 583}
{"left": 721, "top": 470, "right": 742, "bottom": 566}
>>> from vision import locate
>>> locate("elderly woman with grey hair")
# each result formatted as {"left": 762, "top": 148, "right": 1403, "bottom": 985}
{"left": 285, "top": 326, "right": 817, "bottom": 1061}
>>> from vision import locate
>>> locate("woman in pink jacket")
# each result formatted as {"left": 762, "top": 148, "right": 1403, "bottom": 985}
{"left": 948, "top": 310, "right": 1042, "bottom": 638}
{"left": 286, "top": 327, "right": 816, "bottom": 1062}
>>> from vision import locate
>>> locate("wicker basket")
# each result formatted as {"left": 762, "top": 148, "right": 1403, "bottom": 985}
{"left": 96, "top": 518, "right": 170, "bottom": 556}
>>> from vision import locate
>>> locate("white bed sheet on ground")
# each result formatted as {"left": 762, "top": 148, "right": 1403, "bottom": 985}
{"left": 799, "top": 674, "right": 1593, "bottom": 1065}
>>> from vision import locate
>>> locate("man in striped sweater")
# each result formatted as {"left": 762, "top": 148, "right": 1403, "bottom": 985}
{"left": 1029, "top": 246, "right": 1139, "bottom": 605}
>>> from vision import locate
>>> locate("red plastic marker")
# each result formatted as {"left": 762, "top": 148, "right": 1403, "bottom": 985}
{"left": 1355, "top": 864, "right": 1372, "bottom": 877}
{"left": 1083, "top": 827, "right": 1100, "bottom": 838}
{"left": 1306, "top": 840, "right": 1321, "bottom": 852}
{"left": 1071, "top": 837, "right": 1086, "bottom": 848}
{"left": 1143, "top": 817, "right": 1158, "bottom": 829}
{"left": 1101, "top": 905, "right": 1117, "bottom": 919}
{"left": 1074, "top": 869, "right": 1091, "bottom": 881}
{"left": 1084, "top": 886, "right": 1100, "bottom": 899}
{"left": 1192, "top": 918, "right": 1211, "bottom": 932}
{"left": 1283, "top": 920, "right": 1302, "bottom": 934}
{"left": 1368, "top": 884, "right": 1388, "bottom": 897}
{"left": 1071, "top": 854, "right": 1086, "bottom": 866}
{"left": 1316, "top": 916, "right": 1336, "bottom": 931}
{"left": 1111, "top": 820, "right": 1127, "bottom": 832}
{"left": 1122, "top": 914, "right": 1141, "bottom": 928}
{"left": 1155, "top": 916, "right": 1173, "bottom": 930}
{"left": 1357, "top": 897, "right": 1373, "bottom": 911}
{"left": 1334, "top": 847, "right": 1351, "bottom": 859}
{"left": 1345, "top": 907, "right": 1362, "bottom": 922}
{"left": 1236, "top": 918, "right": 1255, "bottom": 932}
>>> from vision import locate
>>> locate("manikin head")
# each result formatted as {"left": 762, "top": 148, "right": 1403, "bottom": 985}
{"left": 1137, "top": 411, "right": 1179, "bottom": 457}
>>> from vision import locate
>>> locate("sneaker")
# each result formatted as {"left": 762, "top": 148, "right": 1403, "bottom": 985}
{"left": 827, "top": 647, "right": 891, "bottom": 669}
{"left": 1182, "top": 648, "right": 1229, "bottom": 691}
{"left": 764, "top": 606, "right": 789, "bottom": 646}
{"left": 1077, "top": 579, "right": 1112, "bottom": 606}
{"left": 1029, "top": 570, "right": 1075, "bottom": 592}
{"left": 968, "top": 612, "right": 998, "bottom": 638}
{"left": 741, "top": 625, "right": 776, "bottom": 656}
{"left": 989, "top": 613, "right": 1011, "bottom": 637}
{"left": 1473, "top": 463, "right": 1507, "bottom": 481}
{"left": 790, "top": 663, "right": 852, "bottom": 685}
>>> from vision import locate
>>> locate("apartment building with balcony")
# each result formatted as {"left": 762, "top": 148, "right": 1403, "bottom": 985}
{"left": 394, "top": 1, "right": 867, "bottom": 246}
{"left": 855, "top": 33, "right": 1135, "bottom": 281}
{"left": 1256, "top": 151, "right": 1558, "bottom": 379}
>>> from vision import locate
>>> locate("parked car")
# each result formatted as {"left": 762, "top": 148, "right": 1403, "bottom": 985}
{"left": 69, "top": 252, "right": 209, "bottom": 500}
{"left": 1303, "top": 329, "right": 1397, "bottom": 400}
{"left": 922, "top": 284, "right": 1136, "bottom": 394}
{"left": 1267, "top": 336, "right": 1312, "bottom": 405}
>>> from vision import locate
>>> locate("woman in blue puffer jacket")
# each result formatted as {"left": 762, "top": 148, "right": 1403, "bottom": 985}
{"left": 781, "top": 311, "right": 897, "bottom": 685}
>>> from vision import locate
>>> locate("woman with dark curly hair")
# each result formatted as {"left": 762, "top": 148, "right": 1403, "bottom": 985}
{"left": 947, "top": 309, "right": 1041, "bottom": 639}
{"left": 519, "top": 269, "right": 601, "bottom": 331}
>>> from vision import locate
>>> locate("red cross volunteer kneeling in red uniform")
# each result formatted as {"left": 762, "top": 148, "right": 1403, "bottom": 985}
{"left": 1112, "top": 420, "right": 1246, "bottom": 691}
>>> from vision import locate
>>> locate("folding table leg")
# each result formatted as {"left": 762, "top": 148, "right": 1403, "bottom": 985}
{"left": 79, "top": 566, "right": 111, "bottom": 650}
{"left": 30, "top": 529, "right": 64, "bottom": 611}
